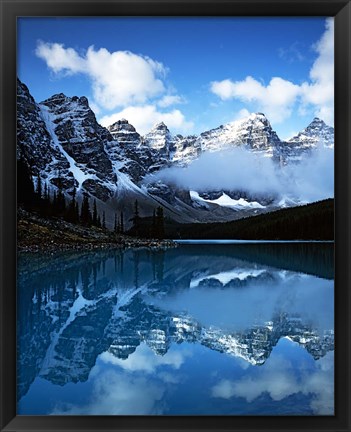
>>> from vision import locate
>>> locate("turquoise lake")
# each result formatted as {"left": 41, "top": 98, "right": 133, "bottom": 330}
{"left": 17, "top": 242, "right": 334, "bottom": 415}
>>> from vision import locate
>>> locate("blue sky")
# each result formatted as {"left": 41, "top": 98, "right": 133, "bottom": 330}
{"left": 17, "top": 17, "right": 334, "bottom": 139}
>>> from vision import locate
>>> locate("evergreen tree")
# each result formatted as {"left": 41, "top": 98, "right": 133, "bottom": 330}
{"left": 151, "top": 209, "right": 156, "bottom": 238}
{"left": 67, "top": 186, "right": 77, "bottom": 222}
{"left": 114, "top": 214, "right": 118, "bottom": 233}
{"left": 36, "top": 172, "right": 42, "bottom": 199}
{"left": 41, "top": 181, "right": 51, "bottom": 217}
{"left": 80, "top": 194, "right": 91, "bottom": 226}
{"left": 155, "top": 206, "right": 165, "bottom": 239}
{"left": 54, "top": 170, "right": 66, "bottom": 216}
{"left": 131, "top": 200, "right": 140, "bottom": 236}
{"left": 43, "top": 182, "right": 49, "bottom": 201}
{"left": 57, "top": 188, "right": 66, "bottom": 216}
{"left": 92, "top": 199, "right": 98, "bottom": 226}
{"left": 52, "top": 191, "right": 57, "bottom": 213}
{"left": 120, "top": 211, "right": 124, "bottom": 234}
{"left": 75, "top": 201, "right": 80, "bottom": 223}
{"left": 17, "top": 158, "right": 35, "bottom": 208}
{"left": 102, "top": 211, "right": 106, "bottom": 230}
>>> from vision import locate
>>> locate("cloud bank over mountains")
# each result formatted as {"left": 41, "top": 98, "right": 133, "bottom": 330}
{"left": 146, "top": 144, "right": 334, "bottom": 203}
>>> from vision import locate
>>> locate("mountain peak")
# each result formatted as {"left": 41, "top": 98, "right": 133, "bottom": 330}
{"left": 247, "top": 112, "right": 269, "bottom": 124}
{"left": 153, "top": 121, "right": 168, "bottom": 130}
{"left": 306, "top": 117, "right": 332, "bottom": 131}
{"left": 312, "top": 116, "right": 322, "bottom": 121}
{"left": 42, "top": 93, "right": 67, "bottom": 102}
{"left": 287, "top": 116, "right": 334, "bottom": 150}
{"left": 108, "top": 118, "right": 138, "bottom": 134}
{"left": 40, "top": 93, "right": 94, "bottom": 110}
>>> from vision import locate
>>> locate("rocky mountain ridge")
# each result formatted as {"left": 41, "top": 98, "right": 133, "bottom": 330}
{"left": 17, "top": 78, "right": 334, "bottom": 225}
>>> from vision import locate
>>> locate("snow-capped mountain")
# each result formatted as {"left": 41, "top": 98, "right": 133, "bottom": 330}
{"left": 279, "top": 117, "right": 335, "bottom": 163}
{"left": 144, "top": 121, "right": 173, "bottom": 156}
{"left": 195, "top": 112, "right": 282, "bottom": 158}
{"left": 17, "top": 80, "right": 68, "bottom": 176}
{"left": 17, "top": 78, "right": 334, "bottom": 225}
{"left": 106, "top": 119, "right": 168, "bottom": 183}
{"left": 18, "top": 79, "right": 117, "bottom": 201}
{"left": 288, "top": 117, "right": 334, "bottom": 149}
{"left": 39, "top": 93, "right": 117, "bottom": 200}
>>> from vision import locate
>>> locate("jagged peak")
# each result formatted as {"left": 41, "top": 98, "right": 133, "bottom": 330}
{"left": 252, "top": 112, "right": 267, "bottom": 119}
{"left": 42, "top": 92, "right": 67, "bottom": 102}
{"left": 247, "top": 112, "right": 270, "bottom": 124}
{"left": 229, "top": 112, "right": 270, "bottom": 128}
{"left": 109, "top": 118, "right": 130, "bottom": 127}
{"left": 40, "top": 93, "right": 92, "bottom": 110}
{"left": 108, "top": 118, "right": 138, "bottom": 133}
{"left": 17, "top": 78, "right": 32, "bottom": 98}
{"left": 308, "top": 117, "right": 327, "bottom": 127}
{"left": 152, "top": 121, "right": 169, "bottom": 131}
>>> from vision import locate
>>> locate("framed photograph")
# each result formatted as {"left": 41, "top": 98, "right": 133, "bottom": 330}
{"left": 1, "top": 0, "right": 350, "bottom": 431}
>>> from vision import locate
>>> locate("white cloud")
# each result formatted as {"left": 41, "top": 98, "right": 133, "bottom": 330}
{"left": 36, "top": 41, "right": 166, "bottom": 110}
{"left": 146, "top": 148, "right": 281, "bottom": 194}
{"left": 51, "top": 343, "right": 192, "bottom": 415}
{"left": 278, "top": 42, "right": 305, "bottom": 63}
{"left": 157, "top": 94, "right": 186, "bottom": 108}
{"left": 210, "top": 19, "right": 334, "bottom": 126}
{"left": 36, "top": 40, "right": 85, "bottom": 74}
{"left": 51, "top": 369, "right": 165, "bottom": 415}
{"left": 99, "top": 105, "right": 194, "bottom": 135}
{"left": 211, "top": 76, "right": 301, "bottom": 124}
{"left": 233, "top": 108, "right": 252, "bottom": 121}
{"left": 211, "top": 350, "right": 334, "bottom": 415}
{"left": 301, "top": 18, "right": 334, "bottom": 124}
{"left": 100, "top": 342, "right": 190, "bottom": 373}
{"left": 89, "top": 101, "right": 101, "bottom": 115}
{"left": 145, "top": 145, "right": 334, "bottom": 202}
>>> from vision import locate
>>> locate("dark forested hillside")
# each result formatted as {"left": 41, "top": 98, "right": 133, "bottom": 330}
{"left": 132, "top": 199, "right": 334, "bottom": 240}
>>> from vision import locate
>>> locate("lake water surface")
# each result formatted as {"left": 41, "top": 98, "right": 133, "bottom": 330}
{"left": 17, "top": 242, "right": 334, "bottom": 415}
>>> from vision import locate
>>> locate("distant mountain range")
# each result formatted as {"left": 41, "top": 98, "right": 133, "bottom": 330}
{"left": 17, "top": 78, "right": 334, "bottom": 226}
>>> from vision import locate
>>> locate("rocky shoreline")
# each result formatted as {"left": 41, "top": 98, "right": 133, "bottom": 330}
{"left": 18, "top": 239, "right": 177, "bottom": 253}
{"left": 18, "top": 209, "right": 176, "bottom": 253}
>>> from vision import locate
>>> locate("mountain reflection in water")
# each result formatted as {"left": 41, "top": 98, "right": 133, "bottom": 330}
{"left": 17, "top": 243, "right": 334, "bottom": 415}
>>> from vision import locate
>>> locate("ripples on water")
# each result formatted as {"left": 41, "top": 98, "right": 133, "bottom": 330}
{"left": 17, "top": 242, "right": 334, "bottom": 415}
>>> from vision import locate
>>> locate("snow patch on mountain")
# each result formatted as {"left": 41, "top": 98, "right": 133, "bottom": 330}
{"left": 39, "top": 105, "right": 97, "bottom": 191}
{"left": 195, "top": 113, "right": 281, "bottom": 157}
{"left": 190, "top": 191, "right": 265, "bottom": 210}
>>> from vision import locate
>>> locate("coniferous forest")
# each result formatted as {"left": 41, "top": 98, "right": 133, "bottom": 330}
{"left": 131, "top": 199, "right": 334, "bottom": 241}
{"left": 17, "top": 158, "right": 167, "bottom": 245}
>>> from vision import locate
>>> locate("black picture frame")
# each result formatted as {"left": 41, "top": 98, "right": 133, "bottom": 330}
{"left": 1, "top": 0, "right": 350, "bottom": 431}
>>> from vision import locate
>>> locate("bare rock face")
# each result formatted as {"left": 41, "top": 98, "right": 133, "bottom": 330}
{"left": 18, "top": 78, "right": 117, "bottom": 200}
{"left": 17, "top": 79, "right": 70, "bottom": 180}
{"left": 39, "top": 93, "right": 116, "bottom": 200}
{"left": 106, "top": 119, "right": 168, "bottom": 183}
